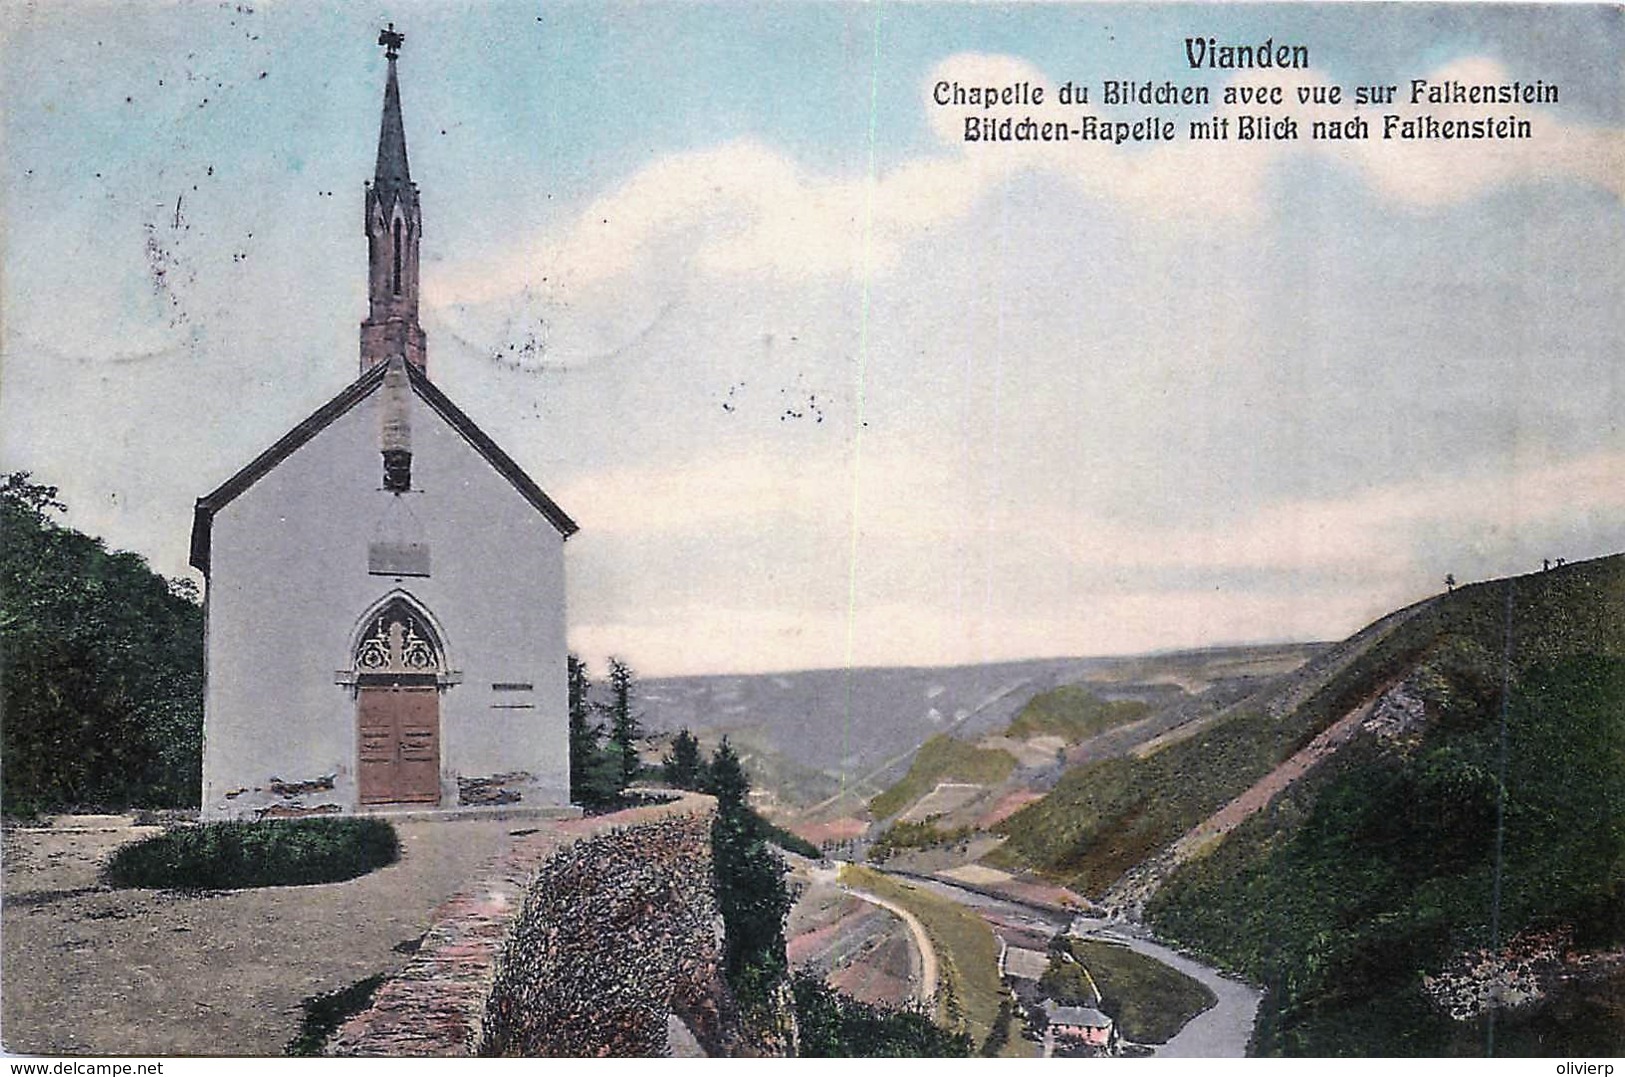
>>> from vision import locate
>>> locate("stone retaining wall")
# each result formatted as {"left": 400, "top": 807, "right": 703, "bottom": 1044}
{"left": 327, "top": 792, "right": 742, "bottom": 1057}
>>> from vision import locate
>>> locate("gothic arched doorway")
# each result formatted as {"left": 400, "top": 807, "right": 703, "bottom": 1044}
{"left": 352, "top": 598, "right": 444, "bottom": 805}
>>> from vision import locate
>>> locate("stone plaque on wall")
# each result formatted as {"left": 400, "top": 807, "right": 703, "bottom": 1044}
{"left": 368, "top": 541, "right": 430, "bottom": 577}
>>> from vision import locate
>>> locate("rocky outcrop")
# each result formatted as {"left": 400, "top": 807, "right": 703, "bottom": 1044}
{"left": 481, "top": 808, "right": 741, "bottom": 1056}
{"left": 1422, "top": 925, "right": 1572, "bottom": 1020}
{"left": 1361, "top": 679, "right": 1426, "bottom": 741}
{"left": 327, "top": 792, "right": 757, "bottom": 1057}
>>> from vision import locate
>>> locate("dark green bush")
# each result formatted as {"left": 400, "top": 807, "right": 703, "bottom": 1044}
{"left": 791, "top": 970, "right": 972, "bottom": 1057}
{"left": 869, "top": 817, "right": 975, "bottom": 863}
{"left": 104, "top": 817, "right": 400, "bottom": 890}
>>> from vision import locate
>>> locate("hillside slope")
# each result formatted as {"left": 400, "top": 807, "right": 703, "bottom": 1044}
{"left": 632, "top": 658, "right": 1102, "bottom": 807}
{"left": 1146, "top": 554, "right": 1625, "bottom": 1056}
{"left": 988, "top": 593, "right": 1442, "bottom": 894}
{"left": 868, "top": 735, "right": 1017, "bottom": 821}
{"left": 631, "top": 646, "right": 1321, "bottom": 813}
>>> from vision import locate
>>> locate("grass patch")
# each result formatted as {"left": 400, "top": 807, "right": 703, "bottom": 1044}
{"left": 869, "top": 735, "right": 1015, "bottom": 820}
{"left": 105, "top": 817, "right": 400, "bottom": 890}
{"left": 286, "top": 974, "right": 386, "bottom": 1056}
{"left": 1005, "top": 686, "right": 1149, "bottom": 743}
{"left": 1047, "top": 937, "right": 1214, "bottom": 1044}
{"left": 840, "top": 864, "right": 1005, "bottom": 1045}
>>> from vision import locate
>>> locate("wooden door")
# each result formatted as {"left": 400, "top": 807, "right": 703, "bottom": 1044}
{"left": 357, "top": 686, "right": 441, "bottom": 805}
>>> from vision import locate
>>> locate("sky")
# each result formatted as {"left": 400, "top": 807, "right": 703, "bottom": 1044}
{"left": 3, "top": 2, "right": 1622, "bottom": 677}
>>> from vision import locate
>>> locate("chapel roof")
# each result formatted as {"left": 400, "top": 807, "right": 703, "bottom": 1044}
{"left": 189, "top": 361, "right": 578, "bottom": 573}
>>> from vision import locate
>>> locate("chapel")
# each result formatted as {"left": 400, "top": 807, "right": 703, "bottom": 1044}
{"left": 190, "top": 26, "right": 577, "bottom": 819}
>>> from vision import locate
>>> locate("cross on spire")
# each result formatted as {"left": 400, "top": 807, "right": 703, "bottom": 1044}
{"left": 378, "top": 22, "right": 404, "bottom": 60}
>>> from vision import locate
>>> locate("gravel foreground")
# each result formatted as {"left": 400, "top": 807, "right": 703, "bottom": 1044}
{"left": 2, "top": 816, "right": 518, "bottom": 1057}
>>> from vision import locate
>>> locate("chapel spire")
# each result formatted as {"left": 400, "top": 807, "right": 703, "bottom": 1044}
{"left": 360, "top": 22, "right": 426, "bottom": 375}
{"left": 373, "top": 24, "right": 411, "bottom": 203}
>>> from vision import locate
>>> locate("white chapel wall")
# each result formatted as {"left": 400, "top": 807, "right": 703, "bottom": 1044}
{"left": 201, "top": 385, "right": 569, "bottom": 819}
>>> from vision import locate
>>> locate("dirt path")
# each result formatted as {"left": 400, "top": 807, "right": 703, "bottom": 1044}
{"left": 1103, "top": 680, "right": 1397, "bottom": 917}
{"left": 785, "top": 876, "right": 920, "bottom": 1007}
{"left": 841, "top": 887, "right": 939, "bottom": 1004}
{"left": 2, "top": 816, "right": 521, "bottom": 1056}
{"left": 1168, "top": 689, "right": 1379, "bottom": 861}
{"left": 1130, "top": 597, "right": 1434, "bottom": 761}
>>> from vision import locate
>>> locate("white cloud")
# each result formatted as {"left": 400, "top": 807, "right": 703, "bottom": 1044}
{"left": 1050, "top": 446, "right": 1625, "bottom": 575}
{"left": 560, "top": 433, "right": 1625, "bottom": 675}
{"left": 429, "top": 54, "right": 1624, "bottom": 312}
{"left": 565, "top": 433, "right": 1624, "bottom": 567}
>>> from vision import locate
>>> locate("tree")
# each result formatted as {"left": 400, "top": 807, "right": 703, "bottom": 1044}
{"left": 567, "top": 653, "right": 593, "bottom": 791}
{"left": 662, "top": 728, "right": 705, "bottom": 790}
{"left": 1, "top": 471, "right": 66, "bottom": 520}
{"left": 566, "top": 654, "right": 618, "bottom": 808}
{"left": 605, "top": 656, "right": 643, "bottom": 788}
{"left": 1, "top": 473, "right": 203, "bottom": 815}
{"left": 707, "top": 736, "right": 752, "bottom": 808}
{"left": 707, "top": 737, "right": 792, "bottom": 1004}
{"left": 791, "top": 970, "right": 972, "bottom": 1057}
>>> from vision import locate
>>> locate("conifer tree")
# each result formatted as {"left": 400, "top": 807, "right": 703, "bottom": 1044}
{"left": 707, "top": 737, "right": 790, "bottom": 1003}
{"left": 567, "top": 654, "right": 592, "bottom": 789}
{"left": 566, "top": 654, "right": 618, "bottom": 807}
{"left": 662, "top": 728, "right": 705, "bottom": 790}
{"left": 605, "top": 656, "right": 642, "bottom": 788}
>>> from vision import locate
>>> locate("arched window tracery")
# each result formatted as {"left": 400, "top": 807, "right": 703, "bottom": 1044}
{"left": 354, "top": 599, "right": 442, "bottom": 675}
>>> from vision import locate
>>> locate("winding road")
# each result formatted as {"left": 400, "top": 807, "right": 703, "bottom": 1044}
{"left": 895, "top": 874, "right": 1261, "bottom": 1057}
{"left": 809, "top": 861, "right": 942, "bottom": 1006}
{"left": 1066, "top": 916, "right": 1262, "bottom": 1057}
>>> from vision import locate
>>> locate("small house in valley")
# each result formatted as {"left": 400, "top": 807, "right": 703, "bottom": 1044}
{"left": 1042, "top": 999, "right": 1119, "bottom": 1056}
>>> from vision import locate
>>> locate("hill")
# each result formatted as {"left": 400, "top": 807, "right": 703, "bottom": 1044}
{"left": 868, "top": 735, "right": 1017, "bottom": 821}
{"left": 1141, "top": 554, "right": 1625, "bottom": 1055}
{"left": 628, "top": 645, "right": 1325, "bottom": 816}
{"left": 986, "top": 594, "right": 1446, "bottom": 894}
{"left": 1002, "top": 685, "right": 1150, "bottom": 743}
{"left": 628, "top": 657, "right": 1123, "bottom": 809}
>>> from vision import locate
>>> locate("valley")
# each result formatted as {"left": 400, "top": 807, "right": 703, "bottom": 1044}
{"left": 642, "top": 553, "right": 1625, "bottom": 1056}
